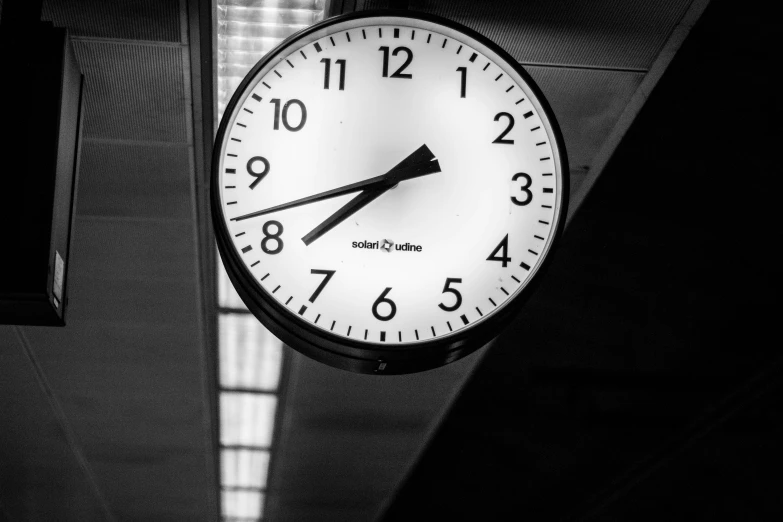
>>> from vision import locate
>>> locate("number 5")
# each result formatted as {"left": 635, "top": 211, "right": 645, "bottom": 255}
{"left": 438, "top": 278, "right": 463, "bottom": 312}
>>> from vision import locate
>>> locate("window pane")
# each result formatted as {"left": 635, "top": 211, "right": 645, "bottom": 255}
{"left": 219, "top": 314, "right": 283, "bottom": 391}
{"left": 220, "top": 392, "right": 277, "bottom": 447}
{"left": 222, "top": 448, "right": 270, "bottom": 489}
{"left": 217, "top": 253, "right": 247, "bottom": 310}
{"left": 222, "top": 490, "right": 264, "bottom": 519}
{"left": 215, "top": 0, "right": 325, "bottom": 120}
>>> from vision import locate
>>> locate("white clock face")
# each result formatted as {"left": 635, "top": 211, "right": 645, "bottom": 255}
{"left": 216, "top": 16, "right": 565, "bottom": 349}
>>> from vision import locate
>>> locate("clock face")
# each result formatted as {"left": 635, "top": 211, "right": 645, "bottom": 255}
{"left": 212, "top": 12, "right": 567, "bottom": 373}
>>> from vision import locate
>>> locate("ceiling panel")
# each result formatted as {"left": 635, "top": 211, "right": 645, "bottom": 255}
{"left": 0, "top": 327, "right": 111, "bottom": 521}
{"left": 73, "top": 41, "right": 188, "bottom": 143}
{"left": 528, "top": 66, "right": 644, "bottom": 176}
{"left": 62, "top": 270, "right": 199, "bottom": 328}
{"left": 70, "top": 217, "right": 197, "bottom": 282}
{"left": 42, "top": 0, "right": 182, "bottom": 43}
{"left": 366, "top": 0, "right": 692, "bottom": 70}
{"left": 76, "top": 141, "right": 193, "bottom": 220}
{"left": 265, "top": 348, "right": 487, "bottom": 521}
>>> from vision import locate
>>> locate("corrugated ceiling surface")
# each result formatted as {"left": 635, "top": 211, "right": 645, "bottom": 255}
{"left": 41, "top": 0, "right": 181, "bottom": 42}
{"left": 73, "top": 41, "right": 188, "bottom": 142}
{"left": 0, "top": 0, "right": 218, "bottom": 520}
{"left": 77, "top": 141, "right": 192, "bottom": 220}
{"left": 527, "top": 66, "right": 645, "bottom": 171}
{"left": 366, "top": 0, "right": 692, "bottom": 69}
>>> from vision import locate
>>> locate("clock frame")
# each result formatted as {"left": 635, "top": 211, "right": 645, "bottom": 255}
{"left": 211, "top": 10, "right": 569, "bottom": 375}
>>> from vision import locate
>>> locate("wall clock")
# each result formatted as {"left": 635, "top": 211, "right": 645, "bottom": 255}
{"left": 211, "top": 10, "right": 568, "bottom": 374}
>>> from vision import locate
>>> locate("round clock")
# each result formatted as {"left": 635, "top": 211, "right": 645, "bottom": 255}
{"left": 211, "top": 11, "right": 568, "bottom": 374}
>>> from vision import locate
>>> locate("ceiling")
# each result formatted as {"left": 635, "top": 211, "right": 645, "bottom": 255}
{"left": 5, "top": 0, "right": 780, "bottom": 521}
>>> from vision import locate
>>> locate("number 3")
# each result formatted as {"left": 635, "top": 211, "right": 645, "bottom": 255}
{"left": 511, "top": 172, "right": 533, "bottom": 206}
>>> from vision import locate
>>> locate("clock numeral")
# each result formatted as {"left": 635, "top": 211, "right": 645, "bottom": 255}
{"left": 487, "top": 234, "right": 511, "bottom": 267}
{"left": 321, "top": 58, "right": 346, "bottom": 90}
{"left": 456, "top": 67, "right": 467, "bottom": 98}
{"left": 372, "top": 287, "right": 397, "bottom": 321}
{"left": 379, "top": 46, "right": 413, "bottom": 79}
{"left": 438, "top": 278, "right": 463, "bottom": 312}
{"left": 270, "top": 98, "right": 307, "bottom": 132}
{"left": 309, "top": 269, "right": 336, "bottom": 303}
{"left": 261, "top": 220, "right": 284, "bottom": 255}
{"left": 493, "top": 112, "right": 515, "bottom": 144}
{"left": 511, "top": 172, "right": 533, "bottom": 206}
{"left": 246, "top": 156, "right": 270, "bottom": 189}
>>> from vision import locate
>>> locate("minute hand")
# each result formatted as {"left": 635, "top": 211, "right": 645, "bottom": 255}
{"left": 231, "top": 144, "right": 440, "bottom": 222}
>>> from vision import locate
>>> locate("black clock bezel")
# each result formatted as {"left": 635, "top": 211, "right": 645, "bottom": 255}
{"left": 211, "top": 10, "right": 569, "bottom": 375}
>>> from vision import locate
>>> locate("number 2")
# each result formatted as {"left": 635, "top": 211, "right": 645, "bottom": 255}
{"left": 493, "top": 112, "right": 514, "bottom": 144}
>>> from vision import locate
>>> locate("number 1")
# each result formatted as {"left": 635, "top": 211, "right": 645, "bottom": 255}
{"left": 457, "top": 67, "right": 466, "bottom": 98}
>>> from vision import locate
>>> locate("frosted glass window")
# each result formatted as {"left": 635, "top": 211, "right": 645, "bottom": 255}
{"left": 222, "top": 490, "right": 264, "bottom": 519}
{"left": 219, "top": 314, "right": 283, "bottom": 391}
{"left": 217, "top": 253, "right": 248, "bottom": 310}
{"left": 221, "top": 392, "right": 277, "bottom": 447}
{"left": 216, "top": 0, "right": 325, "bottom": 120}
{"left": 222, "top": 448, "right": 270, "bottom": 489}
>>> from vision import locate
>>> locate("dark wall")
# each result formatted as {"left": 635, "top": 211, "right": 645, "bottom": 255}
{"left": 383, "top": 0, "right": 781, "bottom": 520}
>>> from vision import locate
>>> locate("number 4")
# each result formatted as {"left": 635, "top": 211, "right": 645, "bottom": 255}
{"left": 487, "top": 234, "right": 511, "bottom": 267}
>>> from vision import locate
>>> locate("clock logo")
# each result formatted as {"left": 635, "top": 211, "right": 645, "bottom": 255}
{"left": 212, "top": 11, "right": 568, "bottom": 374}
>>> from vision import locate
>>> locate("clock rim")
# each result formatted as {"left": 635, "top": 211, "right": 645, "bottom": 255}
{"left": 210, "top": 9, "right": 570, "bottom": 375}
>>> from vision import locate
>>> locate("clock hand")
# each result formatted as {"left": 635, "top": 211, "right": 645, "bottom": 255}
{"left": 301, "top": 187, "right": 387, "bottom": 246}
{"left": 301, "top": 146, "right": 441, "bottom": 246}
{"left": 231, "top": 144, "right": 440, "bottom": 222}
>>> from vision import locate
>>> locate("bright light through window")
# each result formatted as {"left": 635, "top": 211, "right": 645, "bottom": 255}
{"left": 222, "top": 490, "right": 265, "bottom": 519}
{"left": 218, "top": 253, "right": 248, "bottom": 310}
{"left": 222, "top": 449, "right": 271, "bottom": 489}
{"left": 221, "top": 392, "right": 277, "bottom": 447}
{"left": 215, "top": 2, "right": 326, "bottom": 520}
{"left": 216, "top": 0, "right": 326, "bottom": 121}
{"left": 219, "top": 314, "right": 283, "bottom": 391}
